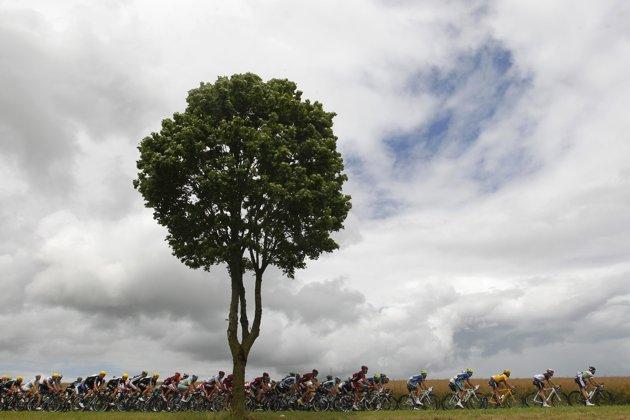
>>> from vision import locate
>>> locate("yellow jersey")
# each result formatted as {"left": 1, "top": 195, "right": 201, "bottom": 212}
{"left": 492, "top": 373, "right": 509, "bottom": 383}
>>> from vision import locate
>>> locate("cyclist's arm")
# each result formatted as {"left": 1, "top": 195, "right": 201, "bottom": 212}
{"left": 505, "top": 379, "right": 514, "bottom": 390}
{"left": 420, "top": 381, "right": 427, "bottom": 391}
{"left": 465, "top": 379, "right": 474, "bottom": 388}
{"left": 547, "top": 379, "right": 556, "bottom": 388}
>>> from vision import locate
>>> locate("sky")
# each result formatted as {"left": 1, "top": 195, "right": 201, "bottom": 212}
{"left": 1, "top": 0, "right": 630, "bottom": 381}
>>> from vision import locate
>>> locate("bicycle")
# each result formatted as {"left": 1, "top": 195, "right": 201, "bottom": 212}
{"left": 397, "top": 386, "right": 438, "bottom": 410}
{"left": 442, "top": 385, "right": 484, "bottom": 409}
{"left": 484, "top": 386, "right": 523, "bottom": 408}
{"left": 525, "top": 386, "right": 568, "bottom": 407}
{"left": 568, "top": 384, "right": 613, "bottom": 406}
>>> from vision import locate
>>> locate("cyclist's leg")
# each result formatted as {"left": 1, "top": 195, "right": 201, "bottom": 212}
{"left": 534, "top": 379, "right": 547, "bottom": 402}
{"left": 490, "top": 380, "right": 500, "bottom": 404}
{"left": 577, "top": 377, "right": 589, "bottom": 401}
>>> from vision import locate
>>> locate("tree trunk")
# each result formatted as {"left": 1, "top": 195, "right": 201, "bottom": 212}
{"left": 227, "top": 260, "right": 264, "bottom": 418}
{"left": 231, "top": 348, "right": 247, "bottom": 418}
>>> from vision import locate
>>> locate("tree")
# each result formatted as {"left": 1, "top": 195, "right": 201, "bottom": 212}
{"left": 133, "top": 73, "right": 351, "bottom": 417}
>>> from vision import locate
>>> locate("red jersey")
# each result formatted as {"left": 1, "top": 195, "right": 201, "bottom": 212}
{"left": 300, "top": 373, "right": 316, "bottom": 383}
{"left": 251, "top": 376, "right": 267, "bottom": 388}
{"left": 351, "top": 371, "right": 366, "bottom": 383}
{"left": 162, "top": 375, "right": 180, "bottom": 386}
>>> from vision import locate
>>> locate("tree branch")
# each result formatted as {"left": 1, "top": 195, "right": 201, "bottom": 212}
{"left": 244, "top": 268, "right": 263, "bottom": 351}
{"left": 239, "top": 280, "right": 250, "bottom": 342}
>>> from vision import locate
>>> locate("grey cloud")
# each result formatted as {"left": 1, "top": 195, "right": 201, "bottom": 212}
{"left": 265, "top": 277, "right": 368, "bottom": 331}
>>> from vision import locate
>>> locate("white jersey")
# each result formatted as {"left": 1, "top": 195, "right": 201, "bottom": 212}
{"left": 533, "top": 374, "right": 545, "bottom": 381}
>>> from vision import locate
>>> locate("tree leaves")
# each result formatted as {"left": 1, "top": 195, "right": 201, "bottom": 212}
{"left": 134, "top": 73, "right": 351, "bottom": 278}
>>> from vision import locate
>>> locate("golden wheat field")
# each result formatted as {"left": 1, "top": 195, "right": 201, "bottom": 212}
{"left": 386, "top": 376, "right": 630, "bottom": 403}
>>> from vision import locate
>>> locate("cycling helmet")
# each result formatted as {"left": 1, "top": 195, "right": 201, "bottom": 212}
{"left": 546, "top": 369, "right": 554, "bottom": 375}
{"left": 16, "top": 376, "right": 23, "bottom": 382}
{"left": 361, "top": 365, "right": 368, "bottom": 372}
{"left": 122, "top": 373, "right": 129, "bottom": 379}
{"left": 77, "top": 377, "right": 83, "bottom": 382}
{"left": 35, "top": 374, "right": 41, "bottom": 380}
{"left": 589, "top": 366, "right": 596, "bottom": 373}
{"left": 312, "top": 369, "right": 319, "bottom": 376}
{"left": 465, "top": 368, "right": 473, "bottom": 374}
{"left": 152, "top": 372, "right": 160, "bottom": 378}
{"left": 219, "top": 371, "right": 225, "bottom": 376}
{"left": 175, "top": 372, "right": 181, "bottom": 377}
{"left": 421, "top": 369, "right": 428, "bottom": 377}
{"left": 503, "top": 369, "right": 511, "bottom": 377}
{"left": 263, "top": 372, "right": 269, "bottom": 378}
{"left": 191, "top": 375, "right": 198, "bottom": 382}
{"left": 326, "top": 375, "right": 333, "bottom": 381}
{"left": 52, "top": 372, "right": 61, "bottom": 379}
{"left": 141, "top": 371, "right": 148, "bottom": 376}
{"left": 99, "top": 371, "right": 107, "bottom": 377}
{"left": 335, "top": 377, "right": 341, "bottom": 382}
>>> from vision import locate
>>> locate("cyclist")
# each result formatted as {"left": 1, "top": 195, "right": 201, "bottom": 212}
{"left": 64, "top": 377, "right": 83, "bottom": 408}
{"left": 407, "top": 370, "right": 429, "bottom": 406}
{"left": 83, "top": 371, "right": 106, "bottom": 396}
{"left": 161, "top": 372, "right": 181, "bottom": 400}
{"left": 41, "top": 372, "right": 63, "bottom": 394}
{"left": 533, "top": 369, "right": 556, "bottom": 407}
{"left": 199, "top": 371, "right": 225, "bottom": 400}
{"left": 106, "top": 375, "right": 123, "bottom": 394}
{"left": 297, "top": 369, "right": 319, "bottom": 406}
{"left": 489, "top": 369, "right": 515, "bottom": 406}
{"left": 350, "top": 365, "right": 369, "bottom": 410}
{"left": 65, "top": 376, "right": 82, "bottom": 394}
{"left": 449, "top": 368, "right": 475, "bottom": 408}
{"left": 0, "top": 376, "right": 24, "bottom": 396}
{"left": 178, "top": 374, "right": 198, "bottom": 402}
{"left": 366, "top": 374, "right": 378, "bottom": 390}
{"left": 222, "top": 373, "right": 234, "bottom": 392}
{"left": 128, "top": 371, "right": 147, "bottom": 394}
{"left": 575, "top": 366, "right": 599, "bottom": 406}
{"left": 25, "top": 374, "right": 42, "bottom": 398}
{"left": 137, "top": 373, "right": 159, "bottom": 399}
{"left": 249, "top": 372, "right": 271, "bottom": 403}
{"left": 276, "top": 373, "right": 299, "bottom": 394}
{"left": 320, "top": 375, "right": 340, "bottom": 396}
{"left": 118, "top": 373, "right": 132, "bottom": 398}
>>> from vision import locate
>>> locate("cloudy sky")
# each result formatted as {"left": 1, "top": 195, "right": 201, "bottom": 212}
{"left": 2, "top": 0, "right": 630, "bottom": 381}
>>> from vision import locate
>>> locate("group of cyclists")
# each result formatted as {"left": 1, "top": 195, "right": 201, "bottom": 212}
{"left": 404, "top": 365, "right": 601, "bottom": 409}
{"left": 0, "top": 364, "right": 604, "bottom": 411}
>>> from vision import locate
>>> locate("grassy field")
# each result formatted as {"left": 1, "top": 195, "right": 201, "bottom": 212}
{"left": 386, "top": 376, "right": 630, "bottom": 403}
{"left": 1, "top": 406, "right": 630, "bottom": 419}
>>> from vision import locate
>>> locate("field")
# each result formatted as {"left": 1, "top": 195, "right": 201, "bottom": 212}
{"left": 1, "top": 406, "right": 630, "bottom": 419}
{"left": 386, "top": 376, "right": 630, "bottom": 403}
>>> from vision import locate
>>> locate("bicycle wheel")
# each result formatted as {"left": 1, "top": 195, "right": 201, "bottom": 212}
{"left": 505, "top": 393, "right": 523, "bottom": 408}
{"left": 550, "top": 391, "right": 569, "bottom": 407}
{"left": 424, "top": 394, "right": 439, "bottom": 410}
{"left": 595, "top": 390, "right": 613, "bottom": 406}
{"left": 441, "top": 393, "right": 459, "bottom": 410}
{"left": 568, "top": 391, "right": 585, "bottom": 406}
{"left": 336, "top": 394, "right": 353, "bottom": 412}
{"left": 466, "top": 394, "right": 484, "bottom": 409}
{"left": 397, "top": 395, "right": 415, "bottom": 410}
{"left": 524, "top": 391, "right": 542, "bottom": 407}
{"left": 379, "top": 395, "right": 395, "bottom": 410}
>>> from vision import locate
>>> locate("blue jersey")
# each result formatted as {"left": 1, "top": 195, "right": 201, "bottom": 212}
{"left": 455, "top": 372, "right": 472, "bottom": 382}
{"left": 408, "top": 375, "right": 425, "bottom": 385}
